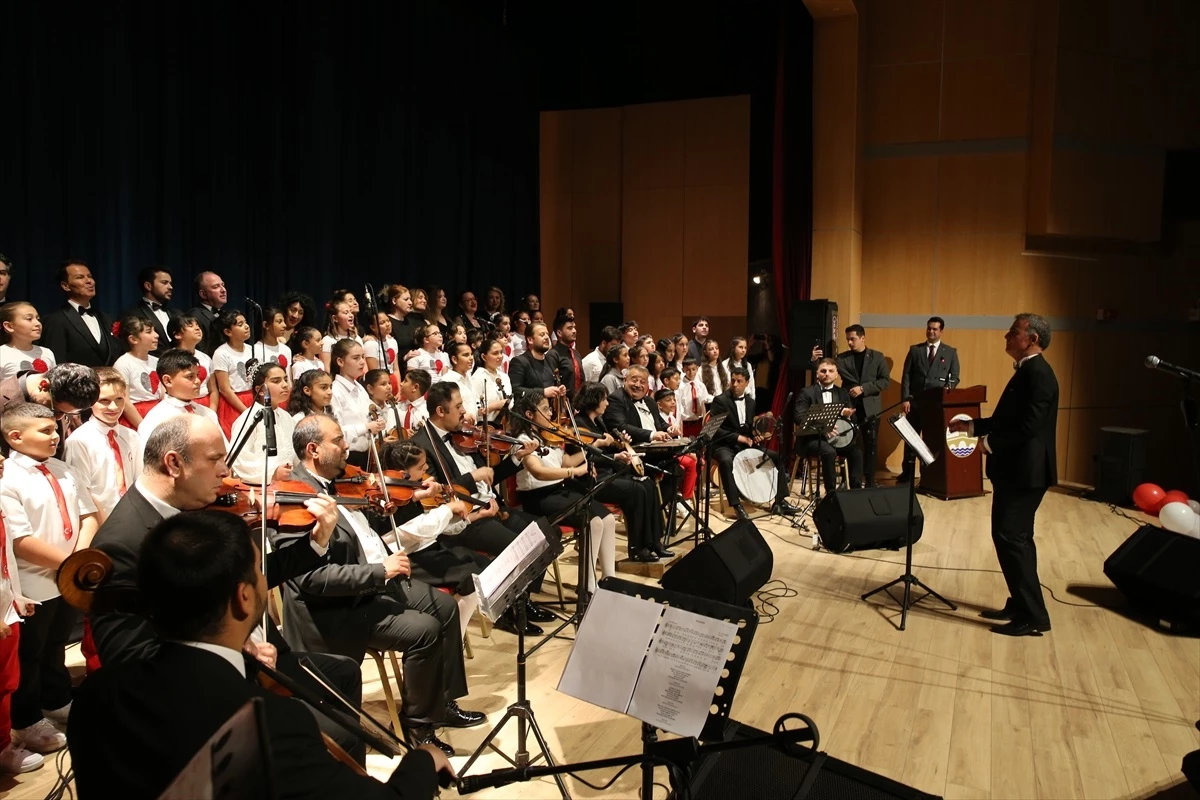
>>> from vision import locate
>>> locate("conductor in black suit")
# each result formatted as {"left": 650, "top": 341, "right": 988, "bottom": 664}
{"left": 70, "top": 511, "right": 453, "bottom": 799}
{"left": 37, "top": 261, "right": 120, "bottom": 367}
{"left": 812, "top": 324, "right": 890, "bottom": 487}
{"left": 794, "top": 358, "right": 863, "bottom": 496}
{"left": 899, "top": 316, "right": 961, "bottom": 482}
{"left": 710, "top": 367, "right": 796, "bottom": 520}
{"left": 124, "top": 267, "right": 176, "bottom": 357}
{"left": 949, "top": 313, "right": 1058, "bottom": 637}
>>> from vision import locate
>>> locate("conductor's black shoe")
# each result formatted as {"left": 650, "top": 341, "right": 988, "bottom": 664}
{"left": 405, "top": 724, "right": 455, "bottom": 757}
{"left": 771, "top": 501, "right": 799, "bottom": 517}
{"left": 494, "top": 612, "right": 543, "bottom": 637}
{"left": 651, "top": 544, "right": 675, "bottom": 559}
{"left": 629, "top": 547, "right": 658, "bottom": 563}
{"left": 442, "top": 701, "right": 487, "bottom": 728}
{"left": 979, "top": 604, "right": 1016, "bottom": 621}
{"left": 525, "top": 603, "right": 555, "bottom": 623}
{"left": 732, "top": 504, "right": 751, "bottom": 521}
{"left": 990, "top": 619, "right": 1050, "bottom": 637}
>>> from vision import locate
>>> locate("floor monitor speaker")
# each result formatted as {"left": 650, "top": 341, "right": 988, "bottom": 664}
{"left": 1103, "top": 524, "right": 1200, "bottom": 627}
{"left": 814, "top": 486, "right": 924, "bottom": 553}
{"left": 660, "top": 519, "right": 773, "bottom": 606}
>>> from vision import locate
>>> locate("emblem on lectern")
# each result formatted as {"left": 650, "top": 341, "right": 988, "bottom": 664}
{"left": 945, "top": 413, "right": 978, "bottom": 458}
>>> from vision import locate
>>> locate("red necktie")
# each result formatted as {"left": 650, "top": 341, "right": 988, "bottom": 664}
{"left": 183, "top": 404, "right": 195, "bottom": 414}
{"left": 404, "top": 406, "right": 413, "bottom": 429}
{"left": 691, "top": 383, "right": 699, "bottom": 415}
{"left": 0, "top": 513, "right": 9, "bottom": 579}
{"left": 36, "top": 464, "right": 74, "bottom": 541}
{"left": 106, "top": 429, "right": 127, "bottom": 495}
{"left": 570, "top": 348, "right": 582, "bottom": 393}
{"left": 928, "top": 345, "right": 935, "bottom": 365}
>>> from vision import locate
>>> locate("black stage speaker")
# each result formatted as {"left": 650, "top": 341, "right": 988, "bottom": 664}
{"left": 1093, "top": 426, "right": 1147, "bottom": 505}
{"left": 688, "top": 720, "right": 942, "bottom": 800}
{"left": 788, "top": 300, "right": 838, "bottom": 370}
{"left": 814, "top": 487, "right": 924, "bottom": 553}
{"left": 1103, "top": 524, "right": 1200, "bottom": 627}
{"left": 660, "top": 519, "right": 773, "bottom": 605}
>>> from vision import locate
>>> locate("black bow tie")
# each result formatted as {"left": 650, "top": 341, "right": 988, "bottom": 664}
{"left": 147, "top": 302, "right": 162, "bottom": 311}
{"left": 77, "top": 305, "right": 95, "bottom": 317}
{"left": 734, "top": 396, "right": 746, "bottom": 403}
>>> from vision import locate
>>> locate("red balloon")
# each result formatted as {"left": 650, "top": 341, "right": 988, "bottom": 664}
{"left": 1161, "top": 490, "right": 1190, "bottom": 508}
{"left": 1132, "top": 483, "right": 1166, "bottom": 514}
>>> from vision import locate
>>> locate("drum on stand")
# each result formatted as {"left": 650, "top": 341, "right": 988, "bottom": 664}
{"left": 732, "top": 448, "right": 778, "bottom": 507}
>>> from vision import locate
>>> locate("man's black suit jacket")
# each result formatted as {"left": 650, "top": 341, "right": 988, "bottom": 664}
{"left": 124, "top": 301, "right": 177, "bottom": 357}
{"left": 38, "top": 302, "right": 120, "bottom": 367}
{"left": 507, "top": 350, "right": 556, "bottom": 400}
{"left": 546, "top": 342, "right": 584, "bottom": 399}
{"left": 709, "top": 389, "right": 758, "bottom": 446}
{"left": 974, "top": 354, "right": 1059, "bottom": 490}
{"left": 830, "top": 347, "right": 890, "bottom": 419}
{"left": 69, "top": 642, "right": 436, "bottom": 800}
{"left": 188, "top": 304, "right": 222, "bottom": 355}
{"left": 793, "top": 383, "right": 853, "bottom": 430}
{"left": 89, "top": 485, "right": 326, "bottom": 665}
{"left": 900, "top": 342, "right": 961, "bottom": 402}
{"left": 409, "top": 423, "right": 522, "bottom": 494}
{"left": 603, "top": 388, "right": 667, "bottom": 444}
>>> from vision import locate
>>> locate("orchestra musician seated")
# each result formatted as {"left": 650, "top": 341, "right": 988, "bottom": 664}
{"left": 793, "top": 358, "right": 863, "bottom": 496}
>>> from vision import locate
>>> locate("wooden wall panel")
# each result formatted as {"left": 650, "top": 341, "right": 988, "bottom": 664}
{"left": 1109, "top": 60, "right": 1168, "bottom": 145}
{"left": 865, "top": 63, "right": 942, "bottom": 145}
{"left": 1047, "top": 149, "right": 1108, "bottom": 236}
{"left": 863, "top": 157, "right": 937, "bottom": 234}
{"left": 1053, "top": 50, "right": 1111, "bottom": 140}
{"left": 942, "top": 0, "right": 1034, "bottom": 60}
{"left": 683, "top": 183, "right": 750, "bottom": 318}
{"left": 940, "top": 55, "right": 1033, "bottom": 140}
{"left": 864, "top": 0, "right": 944, "bottom": 65}
{"left": 813, "top": 14, "right": 862, "bottom": 233}
{"left": 684, "top": 96, "right": 751, "bottom": 187}
{"left": 936, "top": 152, "right": 1027, "bottom": 233}
{"left": 621, "top": 103, "right": 685, "bottom": 190}
{"left": 861, "top": 233, "right": 935, "bottom": 314}
{"left": 621, "top": 188, "right": 683, "bottom": 343}
{"left": 934, "top": 234, "right": 1029, "bottom": 314}
{"left": 571, "top": 108, "right": 623, "bottom": 194}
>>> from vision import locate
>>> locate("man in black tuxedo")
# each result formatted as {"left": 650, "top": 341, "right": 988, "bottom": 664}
{"left": 278, "top": 414, "right": 487, "bottom": 753}
{"left": 508, "top": 320, "right": 568, "bottom": 403}
{"left": 794, "top": 358, "right": 863, "bottom": 496}
{"left": 603, "top": 366, "right": 671, "bottom": 444}
{"left": 710, "top": 367, "right": 795, "bottom": 519}
{"left": 949, "top": 313, "right": 1058, "bottom": 637}
{"left": 408, "top": 383, "right": 552, "bottom": 631}
{"left": 70, "top": 510, "right": 452, "bottom": 799}
{"left": 87, "top": 414, "right": 368, "bottom": 761}
{"left": 899, "top": 316, "right": 961, "bottom": 482}
{"left": 188, "top": 270, "right": 227, "bottom": 354}
{"left": 124, "top": 266, "right": 176, "bottom": 357}
{"left": 546, "top": 312, "right": 585, "bottom": 400}
{"left": 812, "top": 324, "right": 890, "bottom": 487}
{"left": 37, "top": 260, "right": 120, "bottom": 367}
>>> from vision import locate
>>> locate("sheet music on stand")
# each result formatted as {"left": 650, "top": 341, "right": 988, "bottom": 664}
{"left": 557, "top": 580, "right": 751, "bottom": 739}
{"left": 796, "top": 402, "right": 846, "bottom": 437}
{"left": 472, "top": 519, "right": 564, "bottom": 622}
{"left": 890, "top": 412, "right": 935, "bottom": 466}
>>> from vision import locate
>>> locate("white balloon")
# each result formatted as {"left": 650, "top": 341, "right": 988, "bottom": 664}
{"left": 1189, "top": 499, "right": 1200, "bottom": 514}
{"left": 1159, "top": 502, "right": 1197, "bottom": 534}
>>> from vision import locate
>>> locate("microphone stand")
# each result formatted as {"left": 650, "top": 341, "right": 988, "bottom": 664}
{"left": 259, "top": 390, "right": 276, "bottom": 634}
{"left": 363, "top": 283, "right": 389, "bottom": 370}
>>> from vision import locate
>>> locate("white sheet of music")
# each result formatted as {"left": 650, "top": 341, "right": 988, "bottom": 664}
{"left": 473, "top": 521, "right": 547, "bottom": 617}
{"left": 557, "top": 588, "right": 738, "bottom": 738}
{"left": 893, "top": 414, "right": 936, "bottom": 466}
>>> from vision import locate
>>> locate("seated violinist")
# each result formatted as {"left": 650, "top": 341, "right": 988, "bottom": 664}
{"left": 274, "top": 414, "right": 486, "bottom": 756}
{"left": 70, "top": 510, "right": 453, "bottom": 799}
{"left": 573, "top": 382, "right": 672, "bottom": 562}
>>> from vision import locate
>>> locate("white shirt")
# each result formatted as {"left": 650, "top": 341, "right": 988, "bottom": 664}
{"left": 470, "top": 367, "right": 512, "bottom": 421}
{"left": 321, "top": 333, "right": 362, "bottom": 354}
{"left": 114, "top": 352, "right": 160, "bottom": 402}
{"left": 68, "top": 300, "right": 102, "bottom": 342}
{"left": 818, "top": 383, "right": 835, "bottom": 405}
{"left": 192, "top": 349, "right": 213, "bottom": 399}
{"left": 634, "top": 398, "right": 657, "bottom": 431}
{"left": 509, "top": 335, "right": 527, "bottom": 359}
{"left": 515, "top": 433, "right": 570, "bottom": 492}
{"left": 393, "top": 504, "right": 458, "bottom": 555}
{"left": 1, "top": 452, "right": 96, "bottom": 601}
{"left": 331, "top": 375, "right": 373, "bottom": 452}
{"left": 392, "top": 397, "right": 428, "bottom": 432}
{"left": 365, "top": 336, "right": 398, "bottom": 371}
{"left": 676, "top": 377, "right": 711, "bottom": 421}
{"left": 429, "top": 421, "right": 489, "bottom": 496}
{"left": 723, "top": 358, "right": 755, "bottom": 398}
{"left": 340, "top": 506, "right": 390, "bottom": 565}
{"left": 62, "top": 417, "right": 142, "bottom": 517}
{"left": 0, "top": 344, "right": 56, "bottom": 383}
{"left": 443, "top": 370, "right": 480, "bottom": 421}
{"left": 139, "top": 396, "right": 225, "bottom": 457}
{"left": 212, "top": 343, "right": 254, "bottom": 392}
{"left": 291, "top": 357, "right": 320, "bottom": 382}
{"left": 252, "top": 341, "right": 293, "bottom": 372}
{"left": 731, "top": 393, "right": 748, "bottom": 426}
{"left": 406, "top": 349, "right": 448, "bottom": 379}
{"left": 581, "top": 347, "right": 605, "bottom": 384}
{"left": 230, "top": 403, "right": 298, "bottom": 484}
{"left": 1, "top": 507, "right": 26, "bottom": 625}
{"left": 175, "top": 641, "right": 246, "bottom": 678}
{"left": 145, "top": 300, "right": 170, "bottom": 332}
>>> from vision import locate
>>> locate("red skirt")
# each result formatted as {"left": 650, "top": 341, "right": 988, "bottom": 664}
{"left": 217, "top": 390, "right": 254, "bottom": 439}
{"left": 120, "top": 398, "right": 161, "bottom": 430}
{"left": 193, "top": 394, "right": 211, "bottom": 408}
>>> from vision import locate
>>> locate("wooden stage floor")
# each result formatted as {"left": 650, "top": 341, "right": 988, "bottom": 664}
{"left": 6, "top": 484, "right": 1199, "bottom": 799}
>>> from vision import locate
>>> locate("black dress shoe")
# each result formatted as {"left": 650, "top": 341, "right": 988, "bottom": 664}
{"left": 494, "top": 612, "right": 543, "bottom": 636}
{"left": 979, "top": 605, "right": 1016, "bottom": 621}
{"left": 525, "top": 603, "right": 556, "bottom": 623}
{"left": 628, "top": 547, "right": 657, "bottom": 563}
{"left": 732, "top": 504, "right": 750, "bottom": 521}
{"left": 651, "top": 545, "right": 675, "bottom": 558}
{"left": 442, "top": 700, "right": 487, "bottom": 728}
{"left": 405, "top": 724, "right": 455, "bottom": 757}
{"left": 771, "top": 501, "right": 799, "bottom": 517}
{"left": 991, "top": 619, "right": 1051, "bottom": 637}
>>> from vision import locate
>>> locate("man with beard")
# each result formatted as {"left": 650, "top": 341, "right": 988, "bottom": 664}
{"left": 547, "top": 312, "right": 584, "bottom": 400}
{"left": 124, "top": 267, "right": 175, "bottom": 356}
{"left": 508, "top": 321, "right": 568, "bottom": 403}
{"left": 188, "top": 271, "right": 228, "bottom": 354}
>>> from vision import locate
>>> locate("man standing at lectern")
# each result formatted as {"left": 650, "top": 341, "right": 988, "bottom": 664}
{"left": 948, "top": 313, "right": 1058, "bottom": 637}
{"left": 899, "top": 317, "right": 960, "bottom": 483}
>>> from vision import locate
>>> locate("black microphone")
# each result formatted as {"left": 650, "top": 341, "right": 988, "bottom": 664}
{"left": 457, "top": 768, "right": 524, "bottom": 794}
{"left": 1145, "top": 355, "right": 1200, "bottom": 382}
{"left": 262, "top": 388, "right": 277, "bottom": 457}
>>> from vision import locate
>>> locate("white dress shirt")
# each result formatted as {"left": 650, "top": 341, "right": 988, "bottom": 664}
{"left": 429, "top": 421, "right": 490, "bottom": 496}
{"left": 723, "top": 358, "right": 756, "bottom": 398}
{"left": 634, "top": 398, "right": 657, "bottom": 431}
{"left": 68, "top": 299, "right": 102, "bottom": 342}
{"left": 331, "top": 374, "right": 372, "bottom": 452}
{"left": 139, "top": 395, "right": 225, "bottom": 457}
{"left": 732, "top": 394, "right": 748, "bottom": 426}
{"left": 676, "top": 377, "right": 712, "bottom": 422}
{"left": 515, "top": 434, "right": 571, "bottom": 492}
{"left": 62, "top": 417, "right": 142, "bottom": 517}
{"left": 470, "top": 367, "right": 512, "bottom": 422}
{"left": 1, "top": 508, "right": 26, "bottom": 625}
{"left": 393, "top": 397, "right": 428, "bottom": 431}
{"left": 230, "top": 403, "right": 298, "bottom": 484}
{"left": 175, "top": 641, "right": 246, "bottom": 678}
{"left": 146, "top": 300, "right": 170, "bottom": 332}
{"left": 581, "top": 347, "right": 605, "bottom": 383}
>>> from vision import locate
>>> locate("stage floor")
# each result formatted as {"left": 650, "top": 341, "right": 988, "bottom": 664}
{"left": 7, "top": 484, "right": 1199, "bottom": 799}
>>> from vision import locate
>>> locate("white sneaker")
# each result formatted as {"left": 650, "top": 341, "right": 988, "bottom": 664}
{"left": 43, "top": 701, "right": 71, "bottom": 727}
{"left": 0, "top": 742, "right": 44, "bottom": 774}
{"left": 13, "top": 719, "right": 67, "bottom": 753}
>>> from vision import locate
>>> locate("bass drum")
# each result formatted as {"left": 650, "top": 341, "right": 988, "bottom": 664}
{"left": 732, "top": 448, "right": 778, "bottom": 507}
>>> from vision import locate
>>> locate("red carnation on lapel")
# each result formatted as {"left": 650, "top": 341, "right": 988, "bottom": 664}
{"left": 198, "top": 366, "right": 208, "bottom": 382}
{"left": 31, "top": 358, "right": 49, "bottom": 373}
{"left": 149, "top": 372, "right": 161, "bottom": 393}
{"left": 111, "top": 321, "right": 121, "bottom": 336}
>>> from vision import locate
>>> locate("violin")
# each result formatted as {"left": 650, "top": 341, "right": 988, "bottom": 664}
{"left": 207, "top": 475, "right": 394, "bottom": 530}
{"left": 335, "top": 464, "right": 426, "bottom": 506}
{"left": 449, "top": 426, "right": 526, "bottom": 455}
{"left": 419, "top": 481, "right": 493, "bottom": 512}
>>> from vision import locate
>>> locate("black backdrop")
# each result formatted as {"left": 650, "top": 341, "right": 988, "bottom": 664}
{"left": 0, "top": 1, "right": 538, "bottom": 317}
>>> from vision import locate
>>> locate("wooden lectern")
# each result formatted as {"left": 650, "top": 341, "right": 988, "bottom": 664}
{"left": 916, "top": 385, "right": 987, "bottom": 500}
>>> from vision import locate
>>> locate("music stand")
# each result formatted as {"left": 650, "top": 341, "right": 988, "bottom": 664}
{"left": 691, "top": 412, "right": 729, "bottom": 539}
{"left": 861, "top": 413, "right": 957, "bottom": 630}
{"left": 791, "top": 403, "right": 847, "bottom": 525}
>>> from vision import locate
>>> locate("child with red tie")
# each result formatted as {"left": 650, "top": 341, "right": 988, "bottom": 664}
{"left": 1, "top": 403, "right": 99, "bottom": 756}
{"left": 112, "top": 315, "right": 161, "bottom": 429}
{"left": 167, "top": 315, "right": 214, "bottom": 407}
{"left": 61, "top": 368, "right": 141, "bottom": 519}
{"left": 393, "top": 368, "right": 431, "bottom": 435}
{"left": 137, "top": 349, "right": 224, "bottom": 454}
{"left": 675, "top": 357, "right": 711, "bottom": 438}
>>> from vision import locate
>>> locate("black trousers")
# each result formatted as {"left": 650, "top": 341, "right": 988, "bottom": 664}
{"left": 13, "top": 596, "right": 75, "bottom": 729}
{"left": 803, "top": 437, "right": 863, "bottom": 494}
{"left": 357, "top": 578, "right": 467, "bottom": 725}
{"left": 712, "top": 445, "right": 788, "bottom": 507}
{"left": 409, "top": 543, "right": 490, "bottom": 596}
{"left": 990, "top": 484, "right": 1050, "bottom": 625}
{"left": 518, "top": 483, "right": 610, "bottom": 529}
{"left": 855, "top": 412, "right": 880, "bottom": 487}
{"left": 280, "top": 649, "right": 366, "bottom": 764}
{"left": 438, "top": 508, "right": 544, "bottom": 593}
{"left": 593, "top": 474, "right": 663, "bottom": 551}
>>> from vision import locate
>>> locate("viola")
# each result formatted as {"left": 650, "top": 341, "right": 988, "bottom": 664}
{"left": 207, "top": 476, "right": 394, "bottom": 531}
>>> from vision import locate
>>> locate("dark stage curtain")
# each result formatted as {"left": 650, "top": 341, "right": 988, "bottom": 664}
{"left": 0, "top": 1, "right": 538, "bottom": 317}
